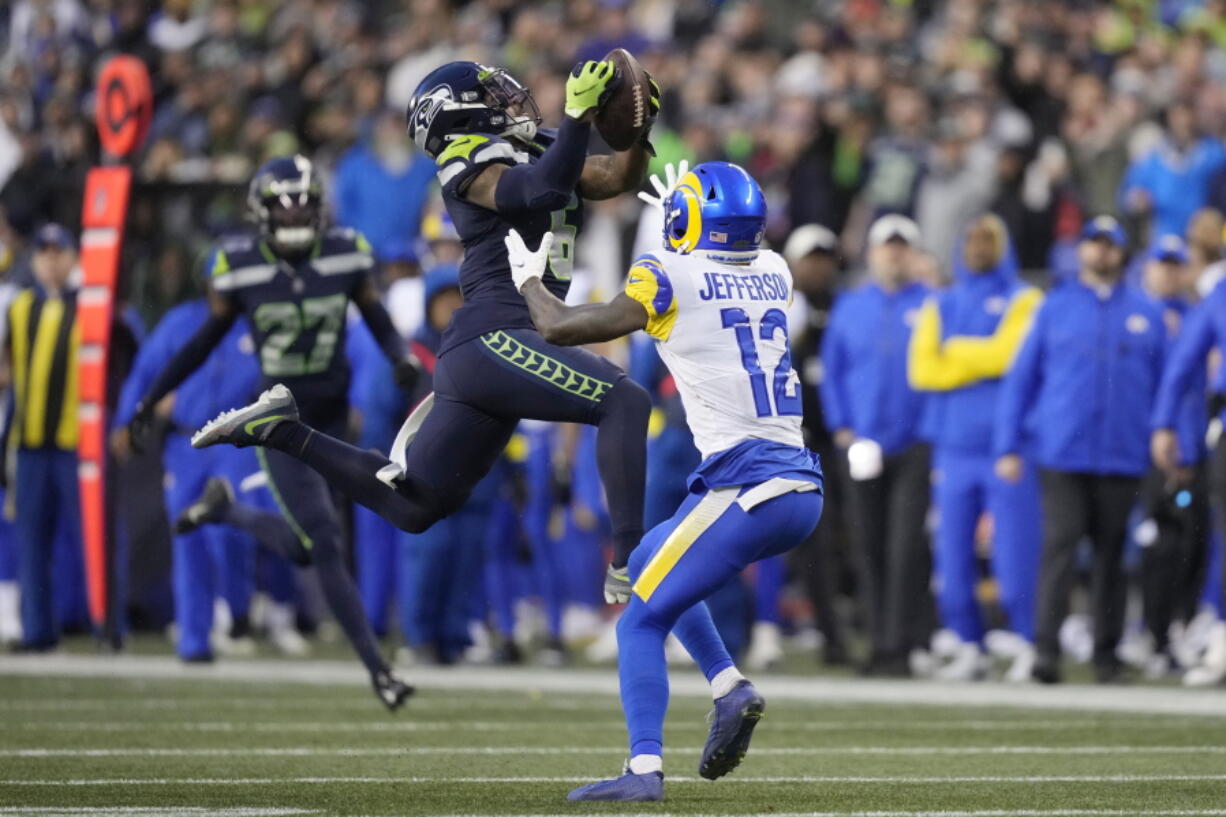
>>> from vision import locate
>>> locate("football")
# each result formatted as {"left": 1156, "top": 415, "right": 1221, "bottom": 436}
{"left": 595, "top": 48, "right": 652, "bottom": 151}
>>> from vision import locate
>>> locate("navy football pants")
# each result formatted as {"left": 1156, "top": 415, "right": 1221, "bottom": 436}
{"left": 269, "top": 329, "right": 650, "bottom": 566}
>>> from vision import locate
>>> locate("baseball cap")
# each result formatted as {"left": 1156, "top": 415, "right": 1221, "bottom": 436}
{"left": 1080, "top": 215, "right": 1127, "bottom": 247}
{"left": 1148, "top": 234, "right": 1189, "bottom": 264}
{"left": 783, "top": 224, "right": 837, "bottom": 263}
{"left": 867, "top": 214, "right": 921, "bottom": 248}
{"left": 34, "top": 223, "right": 75, "bottom": 251}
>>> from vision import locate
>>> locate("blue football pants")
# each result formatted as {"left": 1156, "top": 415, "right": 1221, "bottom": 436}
{"left": 617, "top": 483, "right": 823, "bottom": 758}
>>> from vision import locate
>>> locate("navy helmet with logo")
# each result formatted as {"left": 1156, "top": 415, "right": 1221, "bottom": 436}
{"left": 406, "top": 61, "right": 541, "bottom": 159}
{"left": 247, "top": 155, "right": 323, "bottom": 255}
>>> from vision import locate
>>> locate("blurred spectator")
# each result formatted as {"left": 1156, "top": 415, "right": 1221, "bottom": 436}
{"left": 1120, "top": 101, "right": 1226, "bottom": 242}
{"left": 1152, "top": 237, "right": 1226, "bottom": 687}
{"left": 909, "top": 214, "right": 1043, "bottom": 682}
{"left": 996, "top": 216, "right": 1165, "bottom": 684}
{"left": 3, "top": 224, "right": 84, "bottom": 651}
{"left": 1185, "top": 208, "right": 1225, "bottom": 291}
{"left": 855, "top": 84, "right": 930, "bottom": 225}
{"left": 783, "top": 224, "right": 850, "bottom": 665}
{"left": 916, "top": 118, "right": 996, "bottom": 268}
{"left": 1137, "top": 235, "right": 1209, "bottom": 678}
{"left": 333, "top": 108, "right": 436, "bottom": 257}
{"left": 821, "top": 214, "right": 931, "bottom": 676}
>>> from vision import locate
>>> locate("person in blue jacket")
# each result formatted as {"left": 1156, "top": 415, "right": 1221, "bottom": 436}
{"left": 1119, "top": 101, "right": 1226, "bottom": 240}
{"left": 996, "top": 215, "right": 1166, "bottom": 684}
{"left": 1151, "top": 238, "right": 1226, "bottom": 687}
{"left": 1137, "top": 235, "right": 1210, "bottom": 676}
{"left": 113, "top": 298, "right": 303, "bottom": 661}
{"left": 909, "top": 214, "right": 1044, "bottom": 682}
{"left": 332, "top": 108, "right": 437, "bottom": 253}
{"left": 821, "top": 213, "right": 932, "bottom": 676}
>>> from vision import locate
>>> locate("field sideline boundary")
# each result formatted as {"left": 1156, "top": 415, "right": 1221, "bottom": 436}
{"left": 2, "top": 654, "right": 1224, "bottom": 717}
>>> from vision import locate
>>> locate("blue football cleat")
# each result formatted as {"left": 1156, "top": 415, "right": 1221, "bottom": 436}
{"left": 567, "top": 770, "right": 663, "bottom": 802}
{"left": 192, "top": 384, "right": 298, "bottom": 449}
{"left": 699, "top": 679, "right": 765, "bottom": 780}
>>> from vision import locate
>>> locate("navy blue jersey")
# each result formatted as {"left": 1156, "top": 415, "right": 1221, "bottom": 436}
{"left": 206, "top": 227, "right": 376, "bottom": 408}
{"left": 435, "top": 128, "right": 584, "bottom": 354}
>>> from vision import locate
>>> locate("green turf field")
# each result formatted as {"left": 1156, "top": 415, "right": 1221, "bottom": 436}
{"left": 2, "top": 655, "right": 1225, "bottom": 817}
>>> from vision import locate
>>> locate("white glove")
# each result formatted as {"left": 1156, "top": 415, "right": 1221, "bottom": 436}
{"left": 504, "top": 229, "right": 554, "bottom": 292}
{"left": 636, "top": 159, "right": 690, "bottom": 212}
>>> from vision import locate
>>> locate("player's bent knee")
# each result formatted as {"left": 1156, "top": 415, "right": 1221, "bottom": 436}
{"left": 600, "top": 377, "right": 651, "bottom": 424}
{"left": 616, "top": 598, "right": 669, "bottom": 642}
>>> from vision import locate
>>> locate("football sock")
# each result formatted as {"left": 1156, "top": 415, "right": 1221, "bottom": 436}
{"left": 222, "top": 502, "right": 309, "bottom": 566}
{"left": 265, "top": 421, "right": 441, "bottom": 533}
{"left": 312, "top": 532, "right": 388, "bottom": 677}
{"left": 629, "top": 754, "right": 663, "bottom": 775}
{"left": 617, "top": 597, "right": 670, "bottom": 758}
{"left": 672, "top": 600, "right": 736, "bottom": 685}
{"left": 710, "top": 666, "right": 747, "bottom": 700}
{"left": 594, "top": 379, "right": 650, "bottom": 568}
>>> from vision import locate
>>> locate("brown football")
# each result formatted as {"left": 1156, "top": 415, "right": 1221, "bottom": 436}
{"left": 595, "top": 48, "right": 652, "bottom": 151}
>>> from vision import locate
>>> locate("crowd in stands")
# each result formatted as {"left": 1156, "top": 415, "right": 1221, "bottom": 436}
{"left": 4, "top": 0, "right": 1226, "bottom": 685}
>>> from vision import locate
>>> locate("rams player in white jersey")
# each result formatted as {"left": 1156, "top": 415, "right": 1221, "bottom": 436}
{"left": 506, "top": 160, "right": 825, "bottom": 802}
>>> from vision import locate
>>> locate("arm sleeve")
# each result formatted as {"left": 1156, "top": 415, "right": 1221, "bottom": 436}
{"left": 356, "top": 290, "right": 408, "bottom": 365}
{"left": 820, "top": 302, "right": 852, "bottom": 433}
{"left": 493, "top": 117, "right": 591, "bottom": 214}
{"left": 908, "top": 298, "right": 978, "bottom": 391}
{"left": 1152, "top": 301, "right": 1216, "bottom": 429}
{"left": 114, "top": 320, "right": 175, "bottom": 428}
{"left": 993, "top": 302, "right": 1046, "bottom": 457}
{"left": 137, "top": 311, "right": 235, "bottom": 415}
{"left": 929, "top": 288, "right": 1044, "bottom": 385}
{"left": 623, "top": 254, "right": 678, "bottom": 341}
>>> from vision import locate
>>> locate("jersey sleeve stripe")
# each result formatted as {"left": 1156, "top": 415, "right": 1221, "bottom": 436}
{"left": 211, "top": 264, "right": 277, "bottom": 291}
{"left": 313, "top": 252, "right": 374, "bottom": 276}
{"left": 624, "top": 261, "right": 677, "bottom": 341}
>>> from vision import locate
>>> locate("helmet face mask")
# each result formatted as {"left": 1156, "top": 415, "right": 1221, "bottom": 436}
{"left": 407, "top": 63, "right": 541, "bottom": 158}
{"left": 248, "top": 156, "right": 323, "bottom": 256}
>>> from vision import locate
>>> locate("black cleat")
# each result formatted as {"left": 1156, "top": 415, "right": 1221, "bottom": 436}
{"left": 192, "top": 384, "right": 299, "bottom": 449}
{"left": 372, "top": 669, "right": 415, "bottom": 712}
{"left": 699, "top": 680, "right": 765, "bottom": 780}
{"left": 1032, "top": 654, "right": 1063, "bottom": 685}
{"left": 174, "top": 477, "right": 234, "bottom": 534}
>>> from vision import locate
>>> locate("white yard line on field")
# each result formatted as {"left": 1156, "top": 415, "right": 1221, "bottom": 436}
{"left": 3, "top": 654, "right": 1225, "bottom": 717}
{"left": 4, "top": 774, "right": 1226, "bottom": 785}
{"left": 412, "top": 811, "right": 1226, "bottom": 817}
{"left": 2, "top": 717, "right": 1135, "bottom": 732}
{"left": 3, "top": 745, "right": 1226, "bottom": 758}
{"left": 0, "top": 810, "right": 317, "bottom": 817}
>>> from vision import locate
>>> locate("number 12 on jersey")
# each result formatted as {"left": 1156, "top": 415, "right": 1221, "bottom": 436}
{"left": 721, "top": 307, "right": 802, "bottom": 418}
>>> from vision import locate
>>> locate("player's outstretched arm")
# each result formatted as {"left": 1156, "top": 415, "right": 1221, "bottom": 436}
{"left": 353, "top": 277, "right": 420, "bottom": 389}
{"left": 462, "top": 60, "right": 619, "bottom": 213}
{"left": 507, "top": 229, "right": 647, "bottom": 346}
{"left": 129, "top": 291, "right": 237, "bottom": 449}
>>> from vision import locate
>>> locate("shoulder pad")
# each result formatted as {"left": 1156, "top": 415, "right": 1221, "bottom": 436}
{"left": 209, "top": 237, "right": 278, "bottom": 292}
{"left": 217, "top": 232, "right": 257, "bottom": 250}
{"left": 322, "top": 226, "right": 373, "bottom": 254}
{"left": 435, "top": 133, "right": 528, "bottom": 192}
{"left": 313, "top": 229, "right": 375, "bottom": 277}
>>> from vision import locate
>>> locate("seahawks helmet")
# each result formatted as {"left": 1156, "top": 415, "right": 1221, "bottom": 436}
{"left": 663, "top": 162, "right": 767, "bottom": 263}
{"left": 407, "top": 61, "right": 541, "bottom": 159}
{"left": 247, "top": 155, "right": 323, "bottom": 256}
